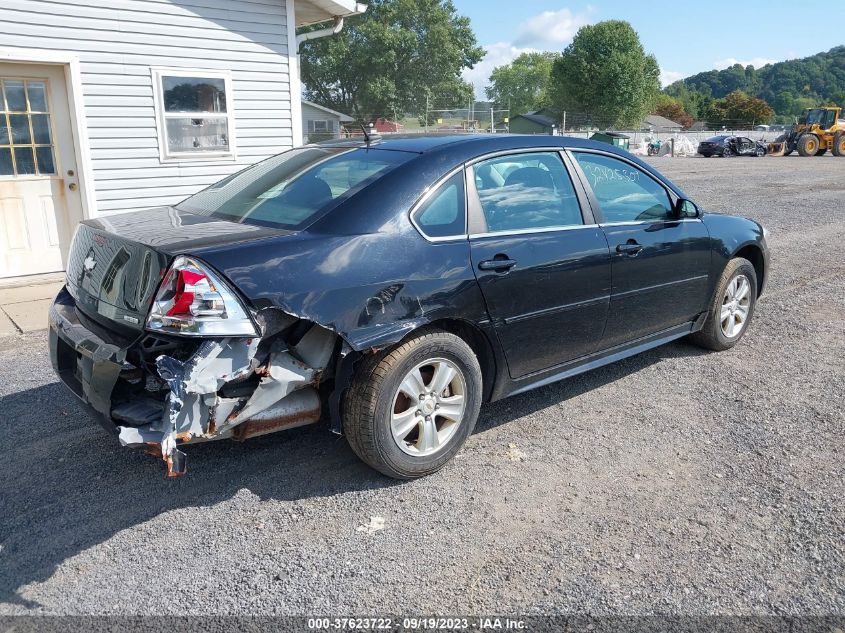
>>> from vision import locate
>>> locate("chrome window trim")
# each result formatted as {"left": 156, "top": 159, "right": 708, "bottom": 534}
{"left": 408, "top": 144, "right": 698, "bottom": 243}
{"left": 408, "top": 164, "right": 469, "bottom": 243}
{"left": 469, "top": 223, "right": 599, "bottom": 240}
{"left": 599, "top": 218, "right": 704, "bottom": 228}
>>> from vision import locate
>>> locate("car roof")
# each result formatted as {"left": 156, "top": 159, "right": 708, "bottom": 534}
{"left": 318, "top": 133, "right": 687, "bottom": 197}
{"left": 311, "top": 133, "right": 617, "bottom": 155}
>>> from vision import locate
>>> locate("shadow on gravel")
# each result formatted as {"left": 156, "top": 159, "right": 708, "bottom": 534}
{"left": 475, "top": 338, "right": 710, "bottom": 432}
{"left": 0, "top": 339, "right": 708, "bottom": 608}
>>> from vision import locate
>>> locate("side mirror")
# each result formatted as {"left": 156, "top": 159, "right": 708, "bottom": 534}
{"left": 674, "top": 198, "right": 700, "bottom": 219}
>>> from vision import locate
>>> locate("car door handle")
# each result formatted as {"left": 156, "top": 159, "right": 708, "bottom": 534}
{"left": 616, "top": 241, "right": 643, "bottom": 256}
{"left": 478, "top": 257, "right": 517, "bottom": 272}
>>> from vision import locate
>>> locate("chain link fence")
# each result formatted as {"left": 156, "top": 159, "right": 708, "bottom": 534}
{"left": 302, "top": 101, "right": 785, "bottom": 151}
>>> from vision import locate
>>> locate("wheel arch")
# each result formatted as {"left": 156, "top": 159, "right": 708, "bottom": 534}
{"left": 733, "top": 243, "right": 766, "bottom": 297}
{"left": 328, "top": 317, "right": 500, "bottom": 435}
{"left": 425, "top": 318, "right": 498, "bottom": 403}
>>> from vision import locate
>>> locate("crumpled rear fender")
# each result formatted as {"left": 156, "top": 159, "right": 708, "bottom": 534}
{"left": 197, "top": 229, "right": 491, "bottom": 354}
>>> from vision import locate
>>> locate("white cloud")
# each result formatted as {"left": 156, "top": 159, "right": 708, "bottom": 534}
{"left": 462, "top": 41, "right": 538, "bottom": 100}
{"left": 713, "top": 57, "right": 778, "bottom": 70}
{"left": 659, "top": 68, "right": 685, "bottom": 88}
{"left": 462, "top": 7, "right": 594, "bottom": 100}
{"left": 513, "top": 8, "right": 594, "bottom": 48}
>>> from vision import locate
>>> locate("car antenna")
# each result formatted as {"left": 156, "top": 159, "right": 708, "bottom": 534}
{"left": 360, "top": 122, "right": 381, "bottom": 146}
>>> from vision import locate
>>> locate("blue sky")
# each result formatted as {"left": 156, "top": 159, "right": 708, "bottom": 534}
{"left": 456, "top": 0, "right": 842, "bottom": 97}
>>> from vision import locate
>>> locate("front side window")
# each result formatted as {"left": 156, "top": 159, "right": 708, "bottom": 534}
{"left": 573, "top": 152, "right": 673, "bottom": 223}
{"left": 153, "top": 69, "right": 233, "bottom": 160}
{"left": 412, "top": 171, "right": 466, "bottom": 238}
{"left": 177, "top": 147, "right": 412, "bottom": 230}
{"left": 0, "top": 78, "right": 57, "bottom": 177}
{"left": 472, "top": 152, "right": 583, "bottom": 233}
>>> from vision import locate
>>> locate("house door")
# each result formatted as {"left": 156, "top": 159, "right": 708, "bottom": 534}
{"left": 0, "top": 63, "right": 83, "bottom": 278}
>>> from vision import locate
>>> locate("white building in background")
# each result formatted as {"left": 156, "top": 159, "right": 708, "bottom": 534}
{"left": 302, "top": 99, "right": 353, "bottom": 142}
{"left": 0, "top": 0, "right": 365, "bottom": 279}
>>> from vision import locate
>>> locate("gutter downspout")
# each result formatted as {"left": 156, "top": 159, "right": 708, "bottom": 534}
{"left": 296, "top": 16, "right": 346, "bottom": 51}
{"left": 290, "top": 3, "right": 366, "bottom": 146}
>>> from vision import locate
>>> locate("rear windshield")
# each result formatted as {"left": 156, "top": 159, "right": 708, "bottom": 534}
{"left": 704, "top": 136, "right": 728, "bottom": 142}
{"left": 177, "top": 147, "right": 412, "bottom": 229}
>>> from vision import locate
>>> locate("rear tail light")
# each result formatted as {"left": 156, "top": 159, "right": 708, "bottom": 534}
{"left": 146, "top": 256, "right": 258, "bottom": 336}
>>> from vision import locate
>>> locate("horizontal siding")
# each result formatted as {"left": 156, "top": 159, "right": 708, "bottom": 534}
{"left": 0, "top": 0, "right": 294, "bottom": 216}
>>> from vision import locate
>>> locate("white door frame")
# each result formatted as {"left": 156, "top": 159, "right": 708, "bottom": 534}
{"left": 0, "top": 48, "right": 96, "bottom": 222}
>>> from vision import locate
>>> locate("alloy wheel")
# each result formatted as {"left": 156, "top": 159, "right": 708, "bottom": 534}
{"left": 720, "top": 274, "right": 751, "bottom": 338}
{"left": 391, "top": 358, "right": 467, "bottom": 457}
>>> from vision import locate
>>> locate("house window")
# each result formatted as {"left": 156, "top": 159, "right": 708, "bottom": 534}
{"left": 308, "top": 120, "right": 331, "bottom": 132}
{"left": 152, "top": 68, "right": 235, "bottom": 161}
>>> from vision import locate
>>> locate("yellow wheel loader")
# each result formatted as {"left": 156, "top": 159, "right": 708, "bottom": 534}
{"left": 768, "top": 107, "right": 845, "bottom": 156}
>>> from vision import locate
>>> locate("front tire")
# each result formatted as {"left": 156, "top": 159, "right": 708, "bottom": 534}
{"left": 689, "top": 258, "right": 758, "bottom": 351}
{"left": 833, "top": 132, "right": 845, "bottom": 156}
{"left": 343, "top": 328, "right": 482, "bottom": 479}
{"left": 797, "top": 134, "right": 819, "bottom": 156}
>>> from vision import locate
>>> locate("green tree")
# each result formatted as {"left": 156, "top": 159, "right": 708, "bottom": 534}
{"left": 299, "top": 0, "right": 484, "bottom": 122}
{"left": 485, "top": 52, "right": 559, "bottom": 116}
{"left": 707, "top": 90, "right": 774, "bottom": 127}
{"left": 772, "top": 91, "right": 795, "bottom": 116}
{"left": 549, "top": 20, "right": 660, "bottom": 128}
{"left": 668, "top": 46, "right": 845, "bottom": 112}
{"left": 652, "top": 94, "right": 694, "bottom": 129}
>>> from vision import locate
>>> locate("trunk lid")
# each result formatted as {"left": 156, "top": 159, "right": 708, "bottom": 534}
{"left": 65, "top": 207, "right": 290, "bottom": 334}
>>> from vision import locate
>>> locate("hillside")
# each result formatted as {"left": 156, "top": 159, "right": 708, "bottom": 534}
{"left": 666, "top": 46, "right": 845, "bottom": 113}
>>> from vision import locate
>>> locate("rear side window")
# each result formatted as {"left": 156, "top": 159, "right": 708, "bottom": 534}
{"left": 472, "top": 151, "right": 583, "bottom": 233}
{"left": 412, "top": 171, "right": 466, "bottom": 238}
{"left": 177, "top": 147, "right": 412, "bottom": 229}
{"left": 573, "top": 152, "right": 673, "bottom": 223}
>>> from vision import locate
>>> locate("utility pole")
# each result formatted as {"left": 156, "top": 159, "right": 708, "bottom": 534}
{"left": 490, "top": 107, "right": 495, "bottom": 133}
{"left": 563, "top": 111, "right": 566, "bottom": 132}
{"left": 425, "top": 94, "right": 429, "bottom": 133}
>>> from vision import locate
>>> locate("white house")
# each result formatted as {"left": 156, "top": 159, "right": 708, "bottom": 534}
{"left": 0, "top": 0, "right": 366, "bottom": 279}
{"left": 302, "top": 99, "right": 353, "bottom": 142}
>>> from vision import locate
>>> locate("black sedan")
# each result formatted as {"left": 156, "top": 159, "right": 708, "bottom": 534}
{"left": 698, "top": 135, "right": 768, "bottom": 157}
{"left": 49, "top": 135, "right": 769, "bottom": 479}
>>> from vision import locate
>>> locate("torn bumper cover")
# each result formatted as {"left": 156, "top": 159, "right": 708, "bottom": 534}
{"left": 48, "top": 286, "right": 336, "bottom": 477}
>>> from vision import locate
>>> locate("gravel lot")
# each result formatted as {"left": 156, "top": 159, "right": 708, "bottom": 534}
{"left": 0, "top": 155, "right": 843, "bottom": 617}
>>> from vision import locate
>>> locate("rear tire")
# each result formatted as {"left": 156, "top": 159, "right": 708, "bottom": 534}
{"left": 343, "top": 328, "right": 482, "bottom": 479}
{"left": 797, "top": 134, "right": 820, "bottom": 156}
{"left": 834, "top": 132, "right": 845, "bottom": 156}
{"left": 689, "top": 258, "right": 758, "bottom": 351}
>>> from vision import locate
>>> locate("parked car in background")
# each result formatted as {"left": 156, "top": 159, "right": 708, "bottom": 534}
{"left": 49, "top": 135, "right": 769, "bottom": 480}
{"left": 698, "top": 135, "right": 768, "bottom": 157}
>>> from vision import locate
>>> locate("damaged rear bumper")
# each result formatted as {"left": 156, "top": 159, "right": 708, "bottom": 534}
{"left": 49, "top": 287, "right": 129, "bottom": 435}
{"left": 48, "top": 286, "right": 336, "bottom": 476}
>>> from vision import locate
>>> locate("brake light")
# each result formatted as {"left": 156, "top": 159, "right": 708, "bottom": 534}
{"left": 146, "top": 256, "right": 258, "bottom": 336}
